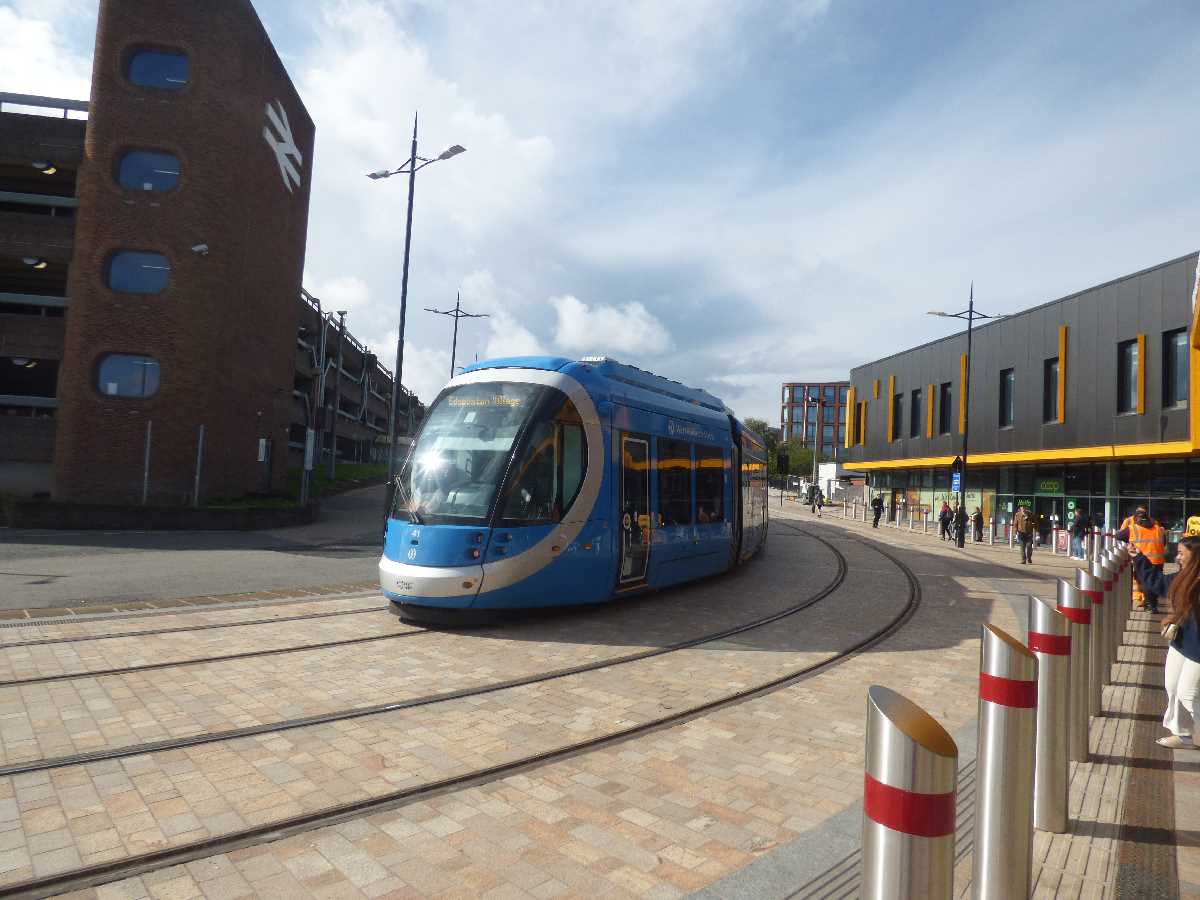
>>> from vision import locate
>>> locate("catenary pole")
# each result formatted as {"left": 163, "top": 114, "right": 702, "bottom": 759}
{"left": 959, "top": 284, "right": 974, "bottom": 548}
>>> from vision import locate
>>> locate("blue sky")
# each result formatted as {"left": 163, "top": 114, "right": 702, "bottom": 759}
{"left": 4, "top": 0, "right": 1199, "bottom": 422}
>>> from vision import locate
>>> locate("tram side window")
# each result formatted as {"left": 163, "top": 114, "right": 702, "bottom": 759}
{"left": 657, "top": 439, "right": 693, "bottom": 526}
{"left": 696, "top": 444, "right": 725, "bottom": 523}
{"left": 499, "top": 396, "right": 587, "bottom": 524}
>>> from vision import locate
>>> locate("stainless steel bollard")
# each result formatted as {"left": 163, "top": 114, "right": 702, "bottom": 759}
{"left": 972, "top": 625, "right": 1038, "bottom": 900}
{"left": 988, "top": 517, "right": 994, "bottom": 545}
{"left": 1094, "top": 557, "right": 1119, "bottom": 684}
{"left": 1102, "top": 551, "right": 1123, "bottom": 664}
{"left": 1051, "top": 526, "right": 1059, "bottom": 555}
{"left": 1076, "top": 568, "right": 1105, "bottom": 714}
{"left": 1009, "top": 522, "right": 1015, "bottom": 549}
{"left": 1028, "top": 595, "right": 1071, "bottom": 833}
{"left": 862, "top": 686, "right": 958, "bottom": 900}
{"left": 1057, "top": 579, "right": 1092, "bottom": 761}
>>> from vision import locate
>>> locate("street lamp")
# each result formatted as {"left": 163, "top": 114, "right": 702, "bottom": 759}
{"left": 928, "top": 283, "right": 1006, "bottom": 548}
{"left": 367, "top": 112, "right": 466, "bottom": 509}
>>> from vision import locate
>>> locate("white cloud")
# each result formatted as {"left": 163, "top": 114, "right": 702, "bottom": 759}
{"left": 551, "top": 295, "right": 670, "bottom": 355}
{"left": 0, "top": 4, "right": 93, "bottom": 101}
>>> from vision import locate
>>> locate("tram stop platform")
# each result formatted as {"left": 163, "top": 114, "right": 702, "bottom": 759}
{"left": 739, "top": 504, "right": 1200, "bottom": 899}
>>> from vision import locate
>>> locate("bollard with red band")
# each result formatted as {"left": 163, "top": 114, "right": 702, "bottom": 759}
{"left": 972, "top": 625, "right": 1038, "bottom": 899}
{"left": 1094, "top": 557, "right": 1119, "bottom": 684}
{"left": 862, "top": 685, "right": 958, "bottom": 899}
{"left": 1057, "top": 578, "right": 1092, "bottom": 762}
{"left": 1076, "top": 567, "right": 1105, "bottom": 715}
{"left": 1102, "top": 550, "right": 1124, "bottom": 663}
{"left": 1028, "top": 595, "right": 1071, "bottom": 833}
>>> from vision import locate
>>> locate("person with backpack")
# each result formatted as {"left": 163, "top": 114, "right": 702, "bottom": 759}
{"left": 1013, "top": 503, "right": 1035, "bottom": 564}
{"left": 938, "top": 501, "right": 952, "bottom": 541}
{"left": 971, "top": 507, "right": 984, "bottom": 543}
{"left": 871, "top": 494, "right": 884, "bottom": 528}
{"left": 1131, "top": 535, "right": 1200, "bottom": 749}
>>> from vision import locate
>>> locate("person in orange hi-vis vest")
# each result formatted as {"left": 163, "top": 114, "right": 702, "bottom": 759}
{"left": 1118, "top": 508, "right": 1166, "bottom": 613}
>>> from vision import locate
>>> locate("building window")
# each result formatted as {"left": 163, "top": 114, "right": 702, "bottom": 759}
{"left": 839, "top": 386, "right": 849, "bottom": 402}
{"left": 117, "top": 150, "right": 181, "bottom": 192}
{"left": 806, "top": 405, "right": 817, "bottom": 423}
{"left": 823, "top": 386, "right": 837, "bottom": 402}
{"left": 891, "top": 394, "right": 903, "bottom": 442}
{"left": 938, "top": 382, "right": 952, "bottom": 434}
{"left": 822, "top": 424, "right": 834, "bottom": 445}
{"left": 1043, "top": 358, "right": 1058, "bottom": 423}
{"left": 910, "top": 388, "right": 922, "bottom": 438}
{"left": 999, "top": 369, "right": 1014, "bottom": 428}
{"left": 1117, "top": 339, "right": 1138, "bottom": 414}
{"left": 127, "top": 49, "right": 189, "bottom": 90}
{"left": 96, "top": 354, "right": 160, "bottom": 398}
{"left": 657, "top": 438, "right": 693, "bottom": 526}
{"left": 822, "top": 405, "right": 836, "bottom": 423}
{"left": 1164, "top": 328, "right": 1188, "bottom": 408}
{"left": 106, "top": 251, "right": 170, "bottom": 294}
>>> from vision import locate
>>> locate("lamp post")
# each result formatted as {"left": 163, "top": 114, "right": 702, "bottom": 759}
{"left": 928, "top": 284, "right": 1005, "bottom": 548}
{"left": 367, "top": 113, "right": 466, "bottom": 510}
{"left": 425, "top": 291, "right": 488, "bottom": 378}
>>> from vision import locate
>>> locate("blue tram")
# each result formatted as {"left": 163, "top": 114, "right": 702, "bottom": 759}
{"left": 379, "top": 356, "right": 768, "bottom": 617}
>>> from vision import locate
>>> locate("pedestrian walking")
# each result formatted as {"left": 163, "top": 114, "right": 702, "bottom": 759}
{"left": 812, "top": 488, "right": 824, "bottom": 517}
{"left": 1131, "top": 535, "right": 1200, "bottom": 750}
{"left": 1013, "top": 503, "right": 1035, "bottom": 564}
{"left": 1118, "top": 507, "right": 1167, "bottom": 613}
{"left": 1070, "top": 513, "right": 1091, "bottom": 559}
{"left": 938, "top": 501, "right": 952, "bottom": 541}
{"left": 971, "top": 507, "right": 984, "bottom": 543}
{"left": 871, "top": 494, "right": 883, "bottom": 528}
{"left": 953, "top": 504, "right": 967, "bottom": 546}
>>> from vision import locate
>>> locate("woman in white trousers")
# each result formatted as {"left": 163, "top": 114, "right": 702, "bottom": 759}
{"left": 1133, "top": 535, "right": 1200, "bottom": 749}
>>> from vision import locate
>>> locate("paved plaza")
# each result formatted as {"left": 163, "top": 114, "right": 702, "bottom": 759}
{"left": 0, "top": 507, "right": 1194, "bottom": 898}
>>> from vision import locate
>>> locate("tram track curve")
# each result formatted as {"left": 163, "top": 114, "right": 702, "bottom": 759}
{"left": 0, "top": 524, "right": 921, "bottom": 900}
{"left": 0, "top": 601, "right": 388, "bottom": 651}
{"left": 0, "top": 527, "right": 844, "bottom": 776}
{"left": 0, "top": 627, "right": 428, "bottom": 688}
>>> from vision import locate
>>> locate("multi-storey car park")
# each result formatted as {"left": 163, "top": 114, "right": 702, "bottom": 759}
{"left": 0, "top": 0, "right": 422, "bottom": 504}
{"left": 843, "top": 252, "right": 1200, "bottom": 543}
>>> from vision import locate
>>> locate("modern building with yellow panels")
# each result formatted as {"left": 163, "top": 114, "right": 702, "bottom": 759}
{"left": 842, "top": 253, "right": 1199, "bottom": 540}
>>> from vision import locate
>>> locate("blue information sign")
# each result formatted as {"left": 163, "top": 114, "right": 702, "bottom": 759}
{"left": 951, "top": 472, "right": 962, "bottom": 492}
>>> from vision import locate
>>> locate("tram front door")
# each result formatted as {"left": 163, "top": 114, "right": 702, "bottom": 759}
{"left": 619, "top": 434, "right": 650, "bottom": 586}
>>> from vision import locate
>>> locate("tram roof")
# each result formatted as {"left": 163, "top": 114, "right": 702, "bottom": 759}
{"left": 461, "top": 355, "right": 730, "bottom": 417}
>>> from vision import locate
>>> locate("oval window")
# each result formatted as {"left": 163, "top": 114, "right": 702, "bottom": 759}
{"left": 106, "top": 251, "right": 170, "bottom": 294}
{"left": 117, "top": 150, "right": 180, "bottom": 192}
{"left": 96, "top": 355, "right": 160, "bottom": 398}
{"left": 126, "top": 49, "right": 189, "bottom": 90}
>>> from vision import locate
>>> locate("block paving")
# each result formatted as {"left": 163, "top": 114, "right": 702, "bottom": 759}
{"left": 0, "top": 510, "right": 1190, "bottom": 897}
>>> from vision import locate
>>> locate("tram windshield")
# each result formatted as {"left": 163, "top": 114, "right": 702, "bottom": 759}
{"left": 392, "top": 381, "right": 587, "bottom": 526}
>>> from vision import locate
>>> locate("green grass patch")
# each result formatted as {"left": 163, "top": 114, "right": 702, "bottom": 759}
{"left": 284, "top": 463, "right": 389, "bottom": 500}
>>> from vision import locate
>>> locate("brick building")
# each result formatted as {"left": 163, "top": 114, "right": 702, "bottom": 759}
{"left": 0, "top": 1, "right": 421, "bottom": 503}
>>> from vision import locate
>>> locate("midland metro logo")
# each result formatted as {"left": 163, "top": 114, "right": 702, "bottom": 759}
{"left": 263, "top": 99, "right": 303, "bottom": 193}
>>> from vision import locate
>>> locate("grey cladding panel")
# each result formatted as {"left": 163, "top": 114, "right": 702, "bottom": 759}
{"left": 846, "top": 253, "right": 1198, "bottom": 464}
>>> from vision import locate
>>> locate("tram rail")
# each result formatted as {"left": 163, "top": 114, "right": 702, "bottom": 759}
{"left": 0, "top": 524, "right": 921, "bottom": 899}
{"left": 0, "top": 601, "right": 386, "bottom": 650}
